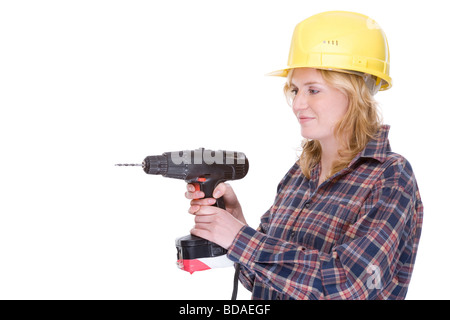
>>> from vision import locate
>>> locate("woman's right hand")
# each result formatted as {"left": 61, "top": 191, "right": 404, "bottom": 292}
{"left": 185, "top": 182, "right": 246, "bottom": 224}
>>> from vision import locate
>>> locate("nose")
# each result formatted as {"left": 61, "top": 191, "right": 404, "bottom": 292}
{"left": 292, "top": 92, "right": 308, "bottom": 113}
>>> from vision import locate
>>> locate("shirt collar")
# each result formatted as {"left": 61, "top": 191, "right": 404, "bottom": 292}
{"left": 350, "top": 124, "right": 392, "bottom": 166}
{"left": 309, "top": 125, "right": 392, "bottom": 183}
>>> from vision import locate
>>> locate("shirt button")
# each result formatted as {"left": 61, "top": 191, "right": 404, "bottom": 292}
{"left": 304, "top": 201, "right": 311, "bottom": 208}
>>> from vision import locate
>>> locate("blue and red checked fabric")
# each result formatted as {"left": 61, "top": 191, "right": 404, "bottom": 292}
{"left": 227, "top": 125, "right": 423, "bottom": 300}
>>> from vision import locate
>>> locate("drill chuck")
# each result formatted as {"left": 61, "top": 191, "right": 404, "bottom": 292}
{"left": 143, "top": 155, "right": 168, "bottom": 175}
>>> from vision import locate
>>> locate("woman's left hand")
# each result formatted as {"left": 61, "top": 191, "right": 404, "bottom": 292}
{"left": 190, "top": 205, "right": 245, "bottom": 249}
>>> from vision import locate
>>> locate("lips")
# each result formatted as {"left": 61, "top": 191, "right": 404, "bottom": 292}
{"left": 298, "top": 115, "right": 315, "bottom": 124}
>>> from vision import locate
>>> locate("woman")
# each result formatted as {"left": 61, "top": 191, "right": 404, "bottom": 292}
{"left": 186, "top": 11, "right": 423, "bottom": 300}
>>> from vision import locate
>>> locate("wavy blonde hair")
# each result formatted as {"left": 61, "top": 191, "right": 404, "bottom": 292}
{"left": 283, "top": 69, "right": 383, "bottom": 179}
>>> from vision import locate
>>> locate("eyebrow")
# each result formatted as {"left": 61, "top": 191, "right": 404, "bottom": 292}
{"left": 290, "top": 81, "right": 323, "bottom": 87}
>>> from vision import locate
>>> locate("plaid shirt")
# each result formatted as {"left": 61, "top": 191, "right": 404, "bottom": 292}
{"left": 227, "top": 125, "right": 423, "bottom": 300}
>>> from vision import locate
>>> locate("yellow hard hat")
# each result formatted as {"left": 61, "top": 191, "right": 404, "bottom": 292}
{"left": 267, "top": 11, "right": 392, "bottom": 91}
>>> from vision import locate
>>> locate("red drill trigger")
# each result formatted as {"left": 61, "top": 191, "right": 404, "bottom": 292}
{"left": 193, "top": 178, "right": 206, "bottom": 199}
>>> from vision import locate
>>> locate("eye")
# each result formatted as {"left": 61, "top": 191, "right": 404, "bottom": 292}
{"left": 308, "top": 88, "right": 319, "bottom": 95}
{"left": 290, "top": 88, "right": 298, "bottom": 96}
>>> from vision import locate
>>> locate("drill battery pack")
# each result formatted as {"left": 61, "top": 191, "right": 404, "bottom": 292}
{"left": 176, "top": 234, "right": 233, "bottom": 274}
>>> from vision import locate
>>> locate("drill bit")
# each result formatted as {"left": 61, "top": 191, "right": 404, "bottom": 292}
{"left": 115, "top": 163, "right": 143, "bottom": 167}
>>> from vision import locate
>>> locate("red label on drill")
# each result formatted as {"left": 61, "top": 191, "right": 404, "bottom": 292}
{"left": 177, "top": 259, "right": 211, "bottom": 274}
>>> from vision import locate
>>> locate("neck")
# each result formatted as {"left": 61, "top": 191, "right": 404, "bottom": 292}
{"left": 319, "top": 138, "right": 341, "bottom": 182}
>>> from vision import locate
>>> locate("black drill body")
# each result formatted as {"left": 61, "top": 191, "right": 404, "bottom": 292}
{"left": 143, "top": 148, "right": 248, "bottom": 209}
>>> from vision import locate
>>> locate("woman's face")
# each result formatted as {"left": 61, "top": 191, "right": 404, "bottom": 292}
{"left": 289, "top": 68, "right": 349, "bottom": 144}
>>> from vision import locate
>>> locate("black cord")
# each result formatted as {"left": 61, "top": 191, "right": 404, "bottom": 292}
{"left": 231, "top": 263, "right": 240, "bottom": 300}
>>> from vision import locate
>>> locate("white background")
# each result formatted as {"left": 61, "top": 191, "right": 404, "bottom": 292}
{"left": 0, "top": 0, "right": 448, "bottom": 300}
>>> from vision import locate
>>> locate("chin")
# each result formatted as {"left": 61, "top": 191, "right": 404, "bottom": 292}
{"left": 300, "top": 127, "right": 316, "bottom": 140}
{"left": 300, "top": 127, "right": 328, "bottom": 141}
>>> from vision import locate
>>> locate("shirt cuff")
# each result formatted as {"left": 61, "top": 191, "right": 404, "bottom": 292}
{"left": 227, "top": 225, "right": 265, "bottom": 268}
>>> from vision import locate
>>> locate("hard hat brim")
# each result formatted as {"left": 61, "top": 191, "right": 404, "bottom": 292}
{"left": 265, "top": 68, "right": 290, "bottom": 77}
{"left": 265, "top": 66, "right": 392, "bottom": 91}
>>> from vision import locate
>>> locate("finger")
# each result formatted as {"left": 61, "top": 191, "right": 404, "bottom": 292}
{"left": 186, "top": 184, "right": 207, "bottom": 200}
{"left": 185, "top": 190, "right": 205, "bottom": 200}
{"left": 190, "top": 228, "right": 212, "bottom": 241}
{"left": 195, "top": 214, "right": 215, "bottom": 224}
{"left": 188, "top": 205, "right": 200, "bottom": 214}
{"left": 190, "top": 198, "right": 216, "bottom": 206}
{"left": 185, "top": 184, "right": 205, "bottom": 199}
{"left": 195, "top": 205, "right": 220, "bottom": 216}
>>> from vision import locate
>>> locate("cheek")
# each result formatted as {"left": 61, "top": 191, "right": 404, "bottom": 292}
{"left": 310, "top": 97, "right": 348, "bottom": 132}
{"left": 326, "top": 93, "right": 349, "bottom": 123}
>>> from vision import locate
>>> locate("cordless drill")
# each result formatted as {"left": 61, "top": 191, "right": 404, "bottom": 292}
{"left": 116, "top": 148, "right": 249, "bottom": 274}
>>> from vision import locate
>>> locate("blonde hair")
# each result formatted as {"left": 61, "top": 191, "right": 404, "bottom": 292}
{"left": 283, "top": 69, "right": 382, "bottom": 179}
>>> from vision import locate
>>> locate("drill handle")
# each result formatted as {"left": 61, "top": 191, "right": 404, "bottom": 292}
{"left": 191, "top": 178, "right": 226, "bottom": 210}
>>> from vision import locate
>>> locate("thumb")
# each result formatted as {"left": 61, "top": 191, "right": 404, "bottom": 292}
{"left": 213, "top": 183, "right": 239, "bottom": 206}
{"left": 213, "top": 182, "right": 227, "bottom": 198}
